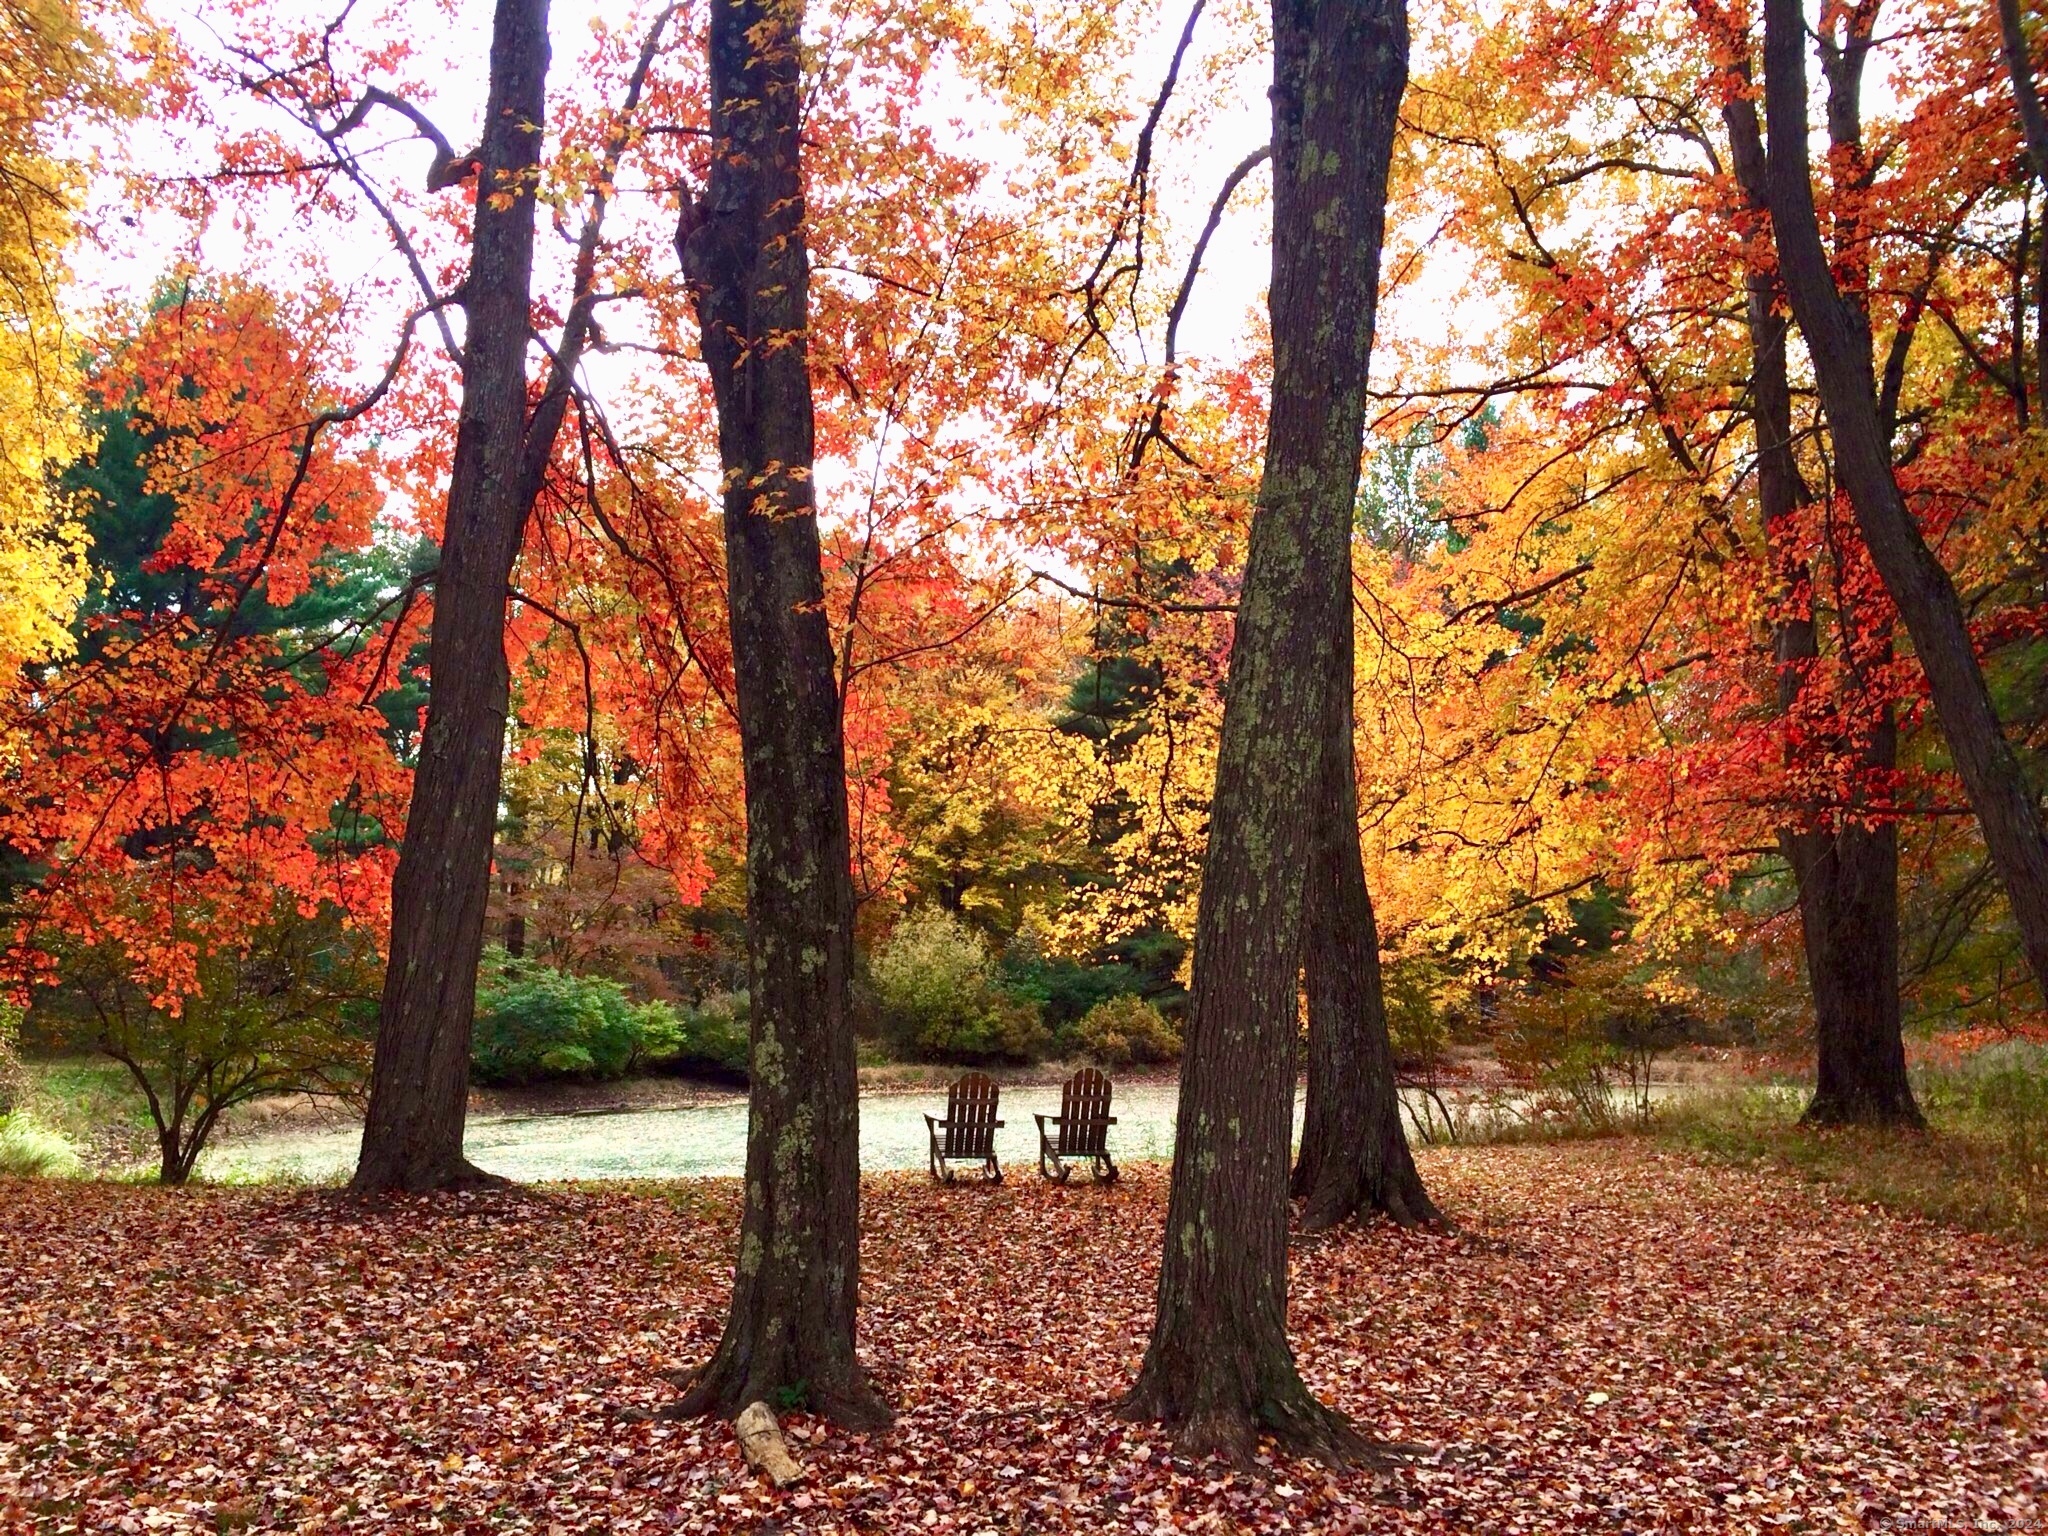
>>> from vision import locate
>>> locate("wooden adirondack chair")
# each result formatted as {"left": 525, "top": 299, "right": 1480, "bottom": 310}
{"left": 1035, "top": 1067, "right": 1119, "bottom": 1183}
{"left": 925, "top": 1072, "right": 1004, "bottom": 1182}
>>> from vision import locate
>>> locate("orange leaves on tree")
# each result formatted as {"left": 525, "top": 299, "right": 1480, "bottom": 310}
{"left": 2, "top": 278, "right": 412, "bottom": 1008}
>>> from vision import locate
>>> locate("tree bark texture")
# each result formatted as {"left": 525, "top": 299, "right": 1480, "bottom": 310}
{"left": 1791, "top": 813, "right": 1918, "bottom": 1123}
{"left": 353, "top": 0, "right": 555, "bottom": 1193}
{"left": 1762, "top": 0, "right": 2048, "bottom": 1002}
{"left": 1120, "top": 0, "right": 1406, "bottom": 1465}
{"left": 2000, "top": 0, "right": 2048, "bottom": 409}
{"left": 1723, "top": 81, "right": 1919, "bottom": 1127}
{"left": 2000, "top": 0, "right": 2048, "bottom": 196}
{"left": 671, "top": 0, "right": 886, "bottom": 1430}
{"left": 1291, "top": 642, "right": 1440, "bottom": 1228}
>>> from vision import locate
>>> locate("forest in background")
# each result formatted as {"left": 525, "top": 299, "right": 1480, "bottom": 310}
{"left": 5, "top": 0, "right": 2043, "bottom": 1159}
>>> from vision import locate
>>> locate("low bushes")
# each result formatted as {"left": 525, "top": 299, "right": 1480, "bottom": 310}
{"left": 1002, "top": 928, "right": 1186, "bottom": 1031}
{"left": 662, "top": 991, "right": 751, "bottom": 1082}
{"left": 1001, "top": 955, "right": 1139, "bottom": 1030}
{"left": 26, "top": 906, "right": 378, "bottom": 1184}
{"left": 472, "top": 958, "right": 641, "bottom": 1083}
{"left": 475, "top": 918, "right": 1194, "bottom": 1079}
{"left": 1073, "top": 994, "right": 1180, "bottom": 1066}
{"left": 1496, "top": 956, "right": 1699, "bottom": 1131}
{"left": 869, "top": 908, "right": 1048, "bottom": 1063}
{"left": 471, "top": 949, "right": 749, "bottom": 1085}
{"left": 866, "top": 909, "right": 1193, "bottom": 1065}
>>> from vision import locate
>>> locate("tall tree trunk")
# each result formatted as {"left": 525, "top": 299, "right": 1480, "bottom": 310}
{"left": 2005, "top": 0, "right": 2048, "bottom": 410}
{"left": 670, "top": 0, "right": 885, "bottom": 1430}
{"left": 1723, "top": 82, "right": 1919, "bottom": 1126}
{"left": 1791, "top": 813, "right": 1918, "bottom": 1123}
{"left": 1290, "top": 637, "right": 1439, "bottom": 1229}
{"left": 2000, "top": 0, "right": 2048, "bottom": 200}
{"left": 1762, "top": 0, "right": 2048, "bottom": 1000}
{"left": 1119, "top": 0, "right": 1405, "bottom": 1466}
{"left": 352, "top": 0, "right": 555, "bottom": 1193}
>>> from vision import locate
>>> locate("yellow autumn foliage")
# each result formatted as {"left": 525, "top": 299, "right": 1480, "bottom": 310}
{"left": 0, "top": 0, "right": 126, "bottom": 701}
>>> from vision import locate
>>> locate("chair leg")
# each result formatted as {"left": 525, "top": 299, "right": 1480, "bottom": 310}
{"left": 1095, "top": 1153, "right": 1119, "bottom": 1184}
{"left": 987, "top": 1156, "right": 1002, "bottom": 1184}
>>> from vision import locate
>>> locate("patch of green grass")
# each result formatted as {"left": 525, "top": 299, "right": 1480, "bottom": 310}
{"left": 0, "top": 1113, "right": 83, "bottom": 1177}
{"left": 1658, "top": 1083, "right": 2048, "bottom": 1243}
{"left": 1399, "top": 1080, "right": 1660, "bottom": 1147}
{"left": 1460, "top": 1114, "right": 1636, "bottom": 1146}
{"left": 633, "top": 1181, "right": 733, "bottom": 1218}
{"left": 17, "top": 1055, "right": 155, "bottom": 1170}
{"left": 200, "top": 1160, "right": 318, "bottom": 1190}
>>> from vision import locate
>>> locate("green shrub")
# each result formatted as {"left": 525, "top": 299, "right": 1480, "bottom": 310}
{"left": 624, "top": 1000, "right": 685, "bottom": 1069}
{"left": 472, "top": 952, "right": 752, "bottom": 1085}
{"left": 28, "top": 905, "right": 378, "bottom": 1184}
{"left": 652, "top": 992, "right": 751, "bottom": 1082}
{"left": 1074, "top": 993, "right": 1181, "bottom": 1066}
{"left": 870, "top": 908, "right": 1048, "bottom": 1062}
{"left": 1000, "top": 923, "right": 1188, "bottom": 1037}
{"left": 473, "top": 954, "right": 644, "bottom": 1084}
{"left": 1384, "top": 956, "right": 1451, "bottom": 1078}
{"left": 1003, "top": 956, "right": 1140, "bottom": 1028}
{"left": 0, "top": 1114, "right": 83, "bottom": 1178}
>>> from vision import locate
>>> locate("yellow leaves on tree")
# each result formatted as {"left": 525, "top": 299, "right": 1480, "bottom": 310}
{"left": 0, "top": 0, "right": 129, "bottom": 700}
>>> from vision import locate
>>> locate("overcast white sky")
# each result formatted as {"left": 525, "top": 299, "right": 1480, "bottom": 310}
{"left": 80, "top": 0, "right": 1324, "bottom": 368}
{"left": 70, "top": 0, "right": 1489, "bottom": 541}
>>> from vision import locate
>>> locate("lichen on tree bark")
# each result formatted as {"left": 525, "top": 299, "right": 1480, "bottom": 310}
{"left": 669, "top": 0, "right": 886, "bottom": 1430}
{"left": 1119, "top": 0, "right": 1409, "bottom": 1466}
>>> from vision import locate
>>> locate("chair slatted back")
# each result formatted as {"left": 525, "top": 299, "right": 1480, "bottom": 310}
{"left": 944, "top": 1073, "right": 1001, "bottom": 1159}
{"left": 1057, "top": 1068, "right": 1114, "bottom": 1157}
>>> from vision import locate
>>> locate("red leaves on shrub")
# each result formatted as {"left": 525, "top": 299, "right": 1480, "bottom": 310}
{"left": 0, "top": 1143, "right": 2042, "bottom": 1531}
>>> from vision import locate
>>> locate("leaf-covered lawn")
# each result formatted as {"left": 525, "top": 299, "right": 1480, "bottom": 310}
{"left": 1, "top": 1142, "right": 2041, "bottom": 1533}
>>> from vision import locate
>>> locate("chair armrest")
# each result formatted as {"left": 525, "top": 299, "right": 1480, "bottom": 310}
{"left": 1103, "top": 1116, "right": 1118, "bottom": 1125}
{"left": 924, "top": 1113, "right": 942, "bottom": 1131}
{"left": 992, "top": 1118, "right": 1005, "bottom": 1128}
{"left": 1034, "top": 1113, "right": 1052, "bottom": 1130}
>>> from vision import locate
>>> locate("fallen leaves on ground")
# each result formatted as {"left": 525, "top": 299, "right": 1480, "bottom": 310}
{"left": 0, "top": 1141, "right": 2041, "bottom": 1532}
